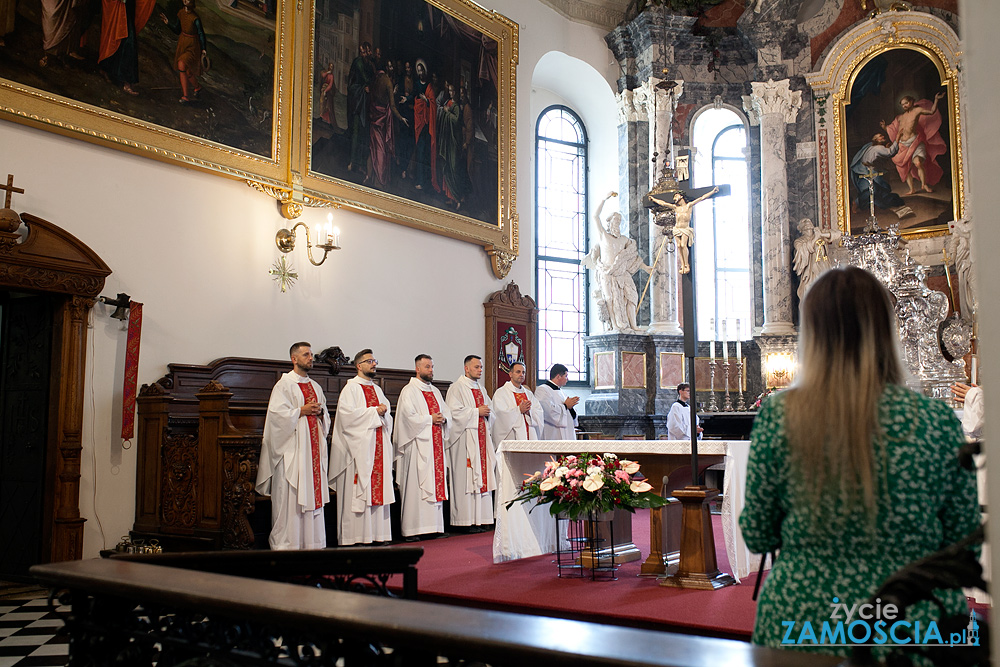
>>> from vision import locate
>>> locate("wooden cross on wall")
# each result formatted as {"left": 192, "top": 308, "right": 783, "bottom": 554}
{"left": 1, "top": 174, "right": 24, "bottom": 209}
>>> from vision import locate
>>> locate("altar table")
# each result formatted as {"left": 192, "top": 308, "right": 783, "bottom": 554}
{"left": 492, "top": 439, "right": 764, "bottom": 582}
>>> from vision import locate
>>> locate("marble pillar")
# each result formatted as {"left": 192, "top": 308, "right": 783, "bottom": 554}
{"left": 648, "top": 79, "right": 684, "bottom": 336}
{"left": 615, "top": 85, "right": 653, "bottom": 326}
{"left": 743, "top": 79, "right": 801, "bottom": 336}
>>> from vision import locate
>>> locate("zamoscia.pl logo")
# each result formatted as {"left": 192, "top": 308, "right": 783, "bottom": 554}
{"left": 781, "top": 597, "right": 980, "bottom": 648}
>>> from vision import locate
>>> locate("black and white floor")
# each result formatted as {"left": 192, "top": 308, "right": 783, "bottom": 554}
{"left": 0, "top": 594, "right": 68, "bottom": 667}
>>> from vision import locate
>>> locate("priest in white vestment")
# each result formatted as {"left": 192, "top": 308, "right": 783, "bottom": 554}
{"left": 394, "top": 354, "right": 452, "bottom": 540}
{"left": 255, "top": 342, "right": 331, "bottom": 550}
{"left": 534, "top": 363, "right": 579, "bottom": 440}
{"left": 445, "top": 354, "right": 496, "bottom": 531}
{"left": 491, "top": 361, "right": 543, "bottom": 448}
{"left": 329, "top": 349, "right": 395, "bottom": 545}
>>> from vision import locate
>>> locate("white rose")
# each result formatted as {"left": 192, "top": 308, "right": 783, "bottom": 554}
{"left": 582, "top": 474, "right": 604, "bottom": 492}
{"left": 540, "top": 476, "right": 562, "bottom": 491}
{"left": 629, "top": 480, "right": 652, "bottom": 493}
{"left": 586, "top": 465, "right": 603, "bottom": 477}
{"left": 554, "top": 466, "right": 570, "bottom": 478}
{"left": 603, "top": 453, "right": 618, "bottom": 460}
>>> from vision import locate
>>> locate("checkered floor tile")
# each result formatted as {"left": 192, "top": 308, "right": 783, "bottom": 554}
{"left": 0, "top": 596, "right": 68, "bottom": 667}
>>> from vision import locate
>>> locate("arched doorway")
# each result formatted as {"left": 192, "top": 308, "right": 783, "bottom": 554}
{"left": 0, "top": 207, "right": 111, "bottom": 579}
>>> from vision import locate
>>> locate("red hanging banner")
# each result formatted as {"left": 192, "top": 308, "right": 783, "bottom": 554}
{"left": 121, "top": 301, "right": 143, "bottom": 441}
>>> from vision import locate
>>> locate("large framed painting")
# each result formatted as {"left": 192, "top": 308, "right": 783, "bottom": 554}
{"left": 0, "top": 0, "right": 291, "bottom": 185}
{"left": 840, "top": 45, "right": 962, "bottom": 237}
{"left": 298, "top": 0, "right": 519, "bottom": 276}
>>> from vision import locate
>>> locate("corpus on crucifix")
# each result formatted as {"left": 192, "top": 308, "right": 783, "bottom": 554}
{"left": 649, "top": 186, "right": 719, "bottom": 274}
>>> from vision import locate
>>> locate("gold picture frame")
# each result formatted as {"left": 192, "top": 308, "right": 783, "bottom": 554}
{"left": 838, "top": 44, "right": 962, "bottom": 238}
{"left": 297, "top": 0, "right": 518, "bottom": 278}
{"left": 0, "top": 0, "right": 294, "bottom": 189}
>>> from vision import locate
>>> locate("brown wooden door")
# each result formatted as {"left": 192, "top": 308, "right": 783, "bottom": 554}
{"left": 0, "top": 292, "right": 53, "bottom": 580}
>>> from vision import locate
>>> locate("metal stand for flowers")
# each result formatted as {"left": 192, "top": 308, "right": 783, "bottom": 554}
{"left": 554, "top": 511, "right": 618, "bottom": 581}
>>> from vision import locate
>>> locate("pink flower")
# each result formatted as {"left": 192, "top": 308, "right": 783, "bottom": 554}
{"left": 614, "top": 470, "right": 630, "bottom": 484}
{"left": 569, "top": 479, "right": 579, "bottom": 488}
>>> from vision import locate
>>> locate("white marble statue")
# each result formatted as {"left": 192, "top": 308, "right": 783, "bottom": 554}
{"left": 582, "top": 191, "right": 652, "bottom": 333}
{"left": 793, "top": 218, "right": 840, "bottom": 300}
{"left": 947, "top": 217, "right": 977, "bottom": 317}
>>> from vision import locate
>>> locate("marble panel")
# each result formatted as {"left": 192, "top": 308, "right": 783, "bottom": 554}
{"left": 622, "top": 351, "right": 646, "bottom": 389}
{"left": 659, "top": 352, "right": 684, "bottom": 389}
{"left": 594, "top": 351, "right": 615, "bottom": 389}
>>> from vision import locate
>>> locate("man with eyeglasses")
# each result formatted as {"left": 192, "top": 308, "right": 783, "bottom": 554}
{"left": 393, "top": 354, "right": 451, "bottom": 541}
{"left": 445, "top": 354, "right": 495, "bottom": 533}
{"left": 255, "top": 342, "right": 330, "bottom": 549}
{"left": 492, "top": 361, "right": 543, "bottom": 448}
{"left": 329, "top": 349, "right": 395, "bottom": 545}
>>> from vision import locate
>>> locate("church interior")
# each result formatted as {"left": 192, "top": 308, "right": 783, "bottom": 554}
{"left": 2, "top": 0, "right": 1000, "bottom": 663}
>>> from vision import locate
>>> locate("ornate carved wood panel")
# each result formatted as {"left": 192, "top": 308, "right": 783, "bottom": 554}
{"left": 483, "top": 282, "right": 538, "bottom": 394}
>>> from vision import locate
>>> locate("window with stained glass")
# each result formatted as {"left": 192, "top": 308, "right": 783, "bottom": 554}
{"left": 535, "top": 106, "right": 588, "bottom": 385}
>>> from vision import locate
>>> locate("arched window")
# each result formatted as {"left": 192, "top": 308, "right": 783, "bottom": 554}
{"left": 691, "top": 107, "right": 751, "bottom": 343}
{"left": 535, "top": 106, "right": 588, "bottom": 384}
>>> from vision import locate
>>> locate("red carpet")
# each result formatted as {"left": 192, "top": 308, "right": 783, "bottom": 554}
{"left": 388, "top": 512, "right": 759, "bottom": 640}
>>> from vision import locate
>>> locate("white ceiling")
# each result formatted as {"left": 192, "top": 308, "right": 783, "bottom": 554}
{"left": 537, "top": 0, "right": 631, "bottom": 30}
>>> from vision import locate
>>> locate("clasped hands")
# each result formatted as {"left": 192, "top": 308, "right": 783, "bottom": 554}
{"left": 300, "top": 401, "right": 323, "bottom": 417}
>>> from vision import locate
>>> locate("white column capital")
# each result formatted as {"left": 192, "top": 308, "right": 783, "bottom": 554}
{"left": 744, "top": 79, "right": 802, "bottom": 125}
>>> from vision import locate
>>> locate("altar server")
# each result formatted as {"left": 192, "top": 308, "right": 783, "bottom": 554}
{"left": 492, "top": 361, "right": 543, "bottom": 447}
{"left": 329, "top": 349, "right": 394, "bottom": 545}
{"left": 666, "top": 382, "right": 702, "bottom": 440}
{"left": 394, "top": 354, "right": 451, "bottom": 540}
{"left": 534, "top": 363, "right": 579, "bottom": 440}
{"left": 445, "top": 354, "right": 495, "bottom": 532}
{"left": 256, "top": 342, "right": 331, "bottom": 550}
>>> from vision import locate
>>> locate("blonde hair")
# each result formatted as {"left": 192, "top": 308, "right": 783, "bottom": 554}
{"left": 784, "top": 267, "right": 904, "bottom": 522}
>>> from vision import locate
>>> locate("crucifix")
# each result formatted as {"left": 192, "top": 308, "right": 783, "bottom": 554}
{"left": 860, "top": 165, "right": 884, "bottom": 233}
{"left": 1, "top": 174, "right": 25, "bottom": 210}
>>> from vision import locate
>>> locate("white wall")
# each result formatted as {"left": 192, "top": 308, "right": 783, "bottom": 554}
{"left": 0, "top": 0, "right": 619, "bottom": 557}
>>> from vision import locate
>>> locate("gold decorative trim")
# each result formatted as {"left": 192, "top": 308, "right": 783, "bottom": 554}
{"left": 621, "top": 351, "right": 647, "bottom": 389}
{"left": 593, "top": 351, "right": 615, "bottom": 390}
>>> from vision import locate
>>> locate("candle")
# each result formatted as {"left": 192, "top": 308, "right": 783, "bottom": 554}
{"left": 736, "top": 319, "right": 742, "bottom": 361}
{"left": 709, "top": 317, "right": 716, "bottom": 360}
{"left": 972, "top": 355, "right": 978, "bottom": 385}
{"left": 332, "top": 226, "right": 341, "bottom": 248}
{"left": 722, "top": 319, "right": 728, "bottom": 360}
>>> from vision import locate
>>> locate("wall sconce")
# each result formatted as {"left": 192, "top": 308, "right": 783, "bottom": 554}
{"left": 763, "top": 352, "right": 796, "bottom": 389}
{"left": 98, "top": 293, "right": 132, "bottom": 321}
{"left": 275, "top": 212, "right": 341, "bottom": 266}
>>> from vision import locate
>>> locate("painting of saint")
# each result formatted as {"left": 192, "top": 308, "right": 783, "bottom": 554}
{"left": 844, "top": 48, "right": 954, "bottom": 236}
{"left": 0, "top": 0, "right": 278, "bottom": 157}
{"left": 309, "top": 0, "right": 500, "bottom": 227}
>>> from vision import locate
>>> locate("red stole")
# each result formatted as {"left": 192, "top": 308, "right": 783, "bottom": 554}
{"left": 421, "top": 390, "right": 448, "bottom": 502}
{"left": 470, "top": 388, "right": 488, "bottom": 493}
{"left": 296, "top": 381, "right": 324, "bottom": 509}
{"left": 360, "top": 384, "right": 386, "bottom": 506}
{"left": 513, "top": 391, "right": 530, "bottom": 440}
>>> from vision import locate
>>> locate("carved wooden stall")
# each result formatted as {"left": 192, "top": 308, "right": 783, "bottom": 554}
{"left": 131, "top": 351, "right": 452, "bottom": 550}
{"left": 0, "top": 206, "right": 111, "bottom": 571}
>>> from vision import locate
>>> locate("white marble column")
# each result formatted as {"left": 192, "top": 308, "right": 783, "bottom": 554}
{"left": 743, "top": 79, "right": 801, "bottom": 336}
{"left": 648, "top": 79, "right": 684, "bottom": 335}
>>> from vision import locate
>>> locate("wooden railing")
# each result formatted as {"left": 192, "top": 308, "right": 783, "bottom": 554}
{"left": 31, "top": 556, "right": 841, "bottom": 667}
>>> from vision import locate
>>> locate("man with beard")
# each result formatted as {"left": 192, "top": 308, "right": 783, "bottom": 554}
{"left": 347, "top": 42, "right": 374, "bottom": 173}
{"left": 445, "top": 354, "right": 495, "bottom": 532}
{"left": 393, "top": 354, "right": 451, "bottom": 541}
{"left": 412, "top": 59, "right": 439, "bottom": 192}
{"left": 255, "top": 342, "right": 331, "bottom": 549}
{"left": 329, "top": 349, "right": 394, "bottom": 545}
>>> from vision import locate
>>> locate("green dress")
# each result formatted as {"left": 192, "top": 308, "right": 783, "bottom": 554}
{"left": 739, "top": 384, "right": 980, "bottom": 658}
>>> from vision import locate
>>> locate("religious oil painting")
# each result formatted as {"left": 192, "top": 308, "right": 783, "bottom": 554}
{"left": 841, "top": 46, "right": 961, "bottom": 238}
{"left": 301, "top": 0, "right": 518, "bottom": 259}
{"left": 0, "top": 0, "right": 289, "bottom": 183}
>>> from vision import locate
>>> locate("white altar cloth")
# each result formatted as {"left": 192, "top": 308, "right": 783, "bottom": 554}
{"left": 492, "top": 439, "right": 763, "bottom": 582}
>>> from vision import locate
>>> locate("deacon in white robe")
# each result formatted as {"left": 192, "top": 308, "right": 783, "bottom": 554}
{"left": 329, "top": 349, "right": 395, "bottom": 545}
{"left": 255, "top": 343, "right": 331, "bottom": 550}
{"left": 394, "top": 355, "right": 452, "bottom": 539}
{"left": 491, "top": 362, "right": 543, "bottom": 448}
{"left": 445, "top": 355, "right": 496, "bottom": 530}
{"left": 534, "top": 363, "right": 579, "bottom": 440}
{"left": 666, "top": 382, "right": 702, "bottom": 440}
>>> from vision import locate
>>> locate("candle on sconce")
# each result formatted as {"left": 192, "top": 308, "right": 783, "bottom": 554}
{"left": 721, "top": 319, "right": 728, "bottom": 360}
{"left": 332, "top": 226, "right": 341, "bottom": 248}
{"left": 735, "top": 319, "right": 742, "bottom": 361}
{"left": 709, "top": 317, "right": 716, "bottom": 360}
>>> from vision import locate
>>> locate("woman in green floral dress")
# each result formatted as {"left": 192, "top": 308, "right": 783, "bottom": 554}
{"left": 739, "top": 267, "right": 979, "bottom": 660}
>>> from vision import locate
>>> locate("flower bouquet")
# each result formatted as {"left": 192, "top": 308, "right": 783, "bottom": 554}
{"left": 506, "top": 453, "right": 667, "bottom": 520}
